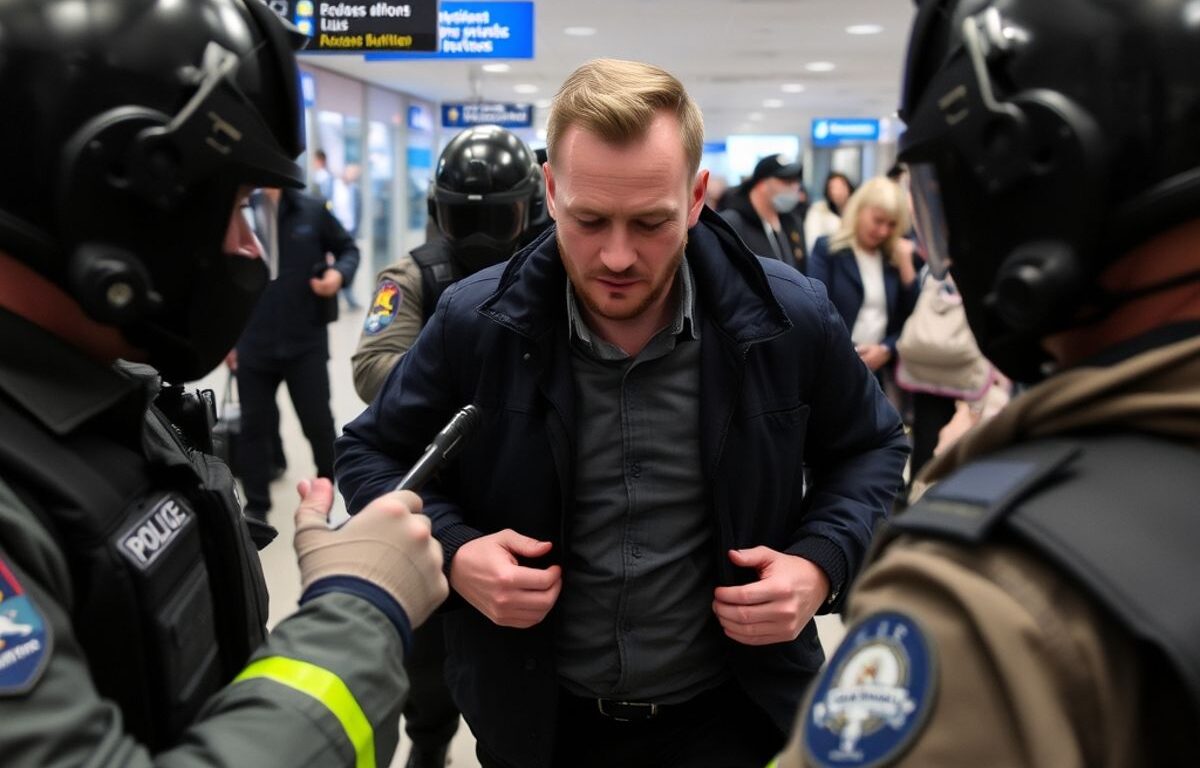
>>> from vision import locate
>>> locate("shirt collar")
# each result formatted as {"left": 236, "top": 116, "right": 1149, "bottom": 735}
{"left": 566, "top": 257, "right": 699, "bottom": 360}
{"left": 0, "top": 309, "right": 144, "bottom": 436}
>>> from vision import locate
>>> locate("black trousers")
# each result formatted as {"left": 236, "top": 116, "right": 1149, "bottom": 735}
{"left": 403, "top": 614, "right": 460, "bottom": 749}
{"left": 910, "top": 391, "right": 958, "bottom": 481}
{"left": 476, "top": 678, "right": 785, "bottom": 768}
{"left": 237, "top": 348, "right": 336, "bottom": 512}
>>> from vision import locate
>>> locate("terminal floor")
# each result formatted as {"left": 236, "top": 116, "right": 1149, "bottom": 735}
{"left": 193, "top": 305, "right": 846, "bottom": 767}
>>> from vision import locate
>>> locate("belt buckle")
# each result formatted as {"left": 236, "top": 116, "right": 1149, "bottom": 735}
{"left": 596, "top": 699, "right": 659, "bottom": 722}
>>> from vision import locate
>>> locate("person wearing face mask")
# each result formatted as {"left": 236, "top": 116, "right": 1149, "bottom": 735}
{"left": 720, "top": 154, "right": 809, "bottom": 272}
{"left": 351, "top": 125, "right": 546, "bottom": 405}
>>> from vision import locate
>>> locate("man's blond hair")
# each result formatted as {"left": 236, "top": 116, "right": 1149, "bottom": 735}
{"left": 546, "top": 58, "right": 704, "bottom": 178}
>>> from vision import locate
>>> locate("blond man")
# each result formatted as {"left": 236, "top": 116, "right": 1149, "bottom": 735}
{"left": 336, "top": 59, "right": 908, "bottom": 768}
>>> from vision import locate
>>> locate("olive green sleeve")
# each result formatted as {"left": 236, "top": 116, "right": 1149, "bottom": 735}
{"left": 0, "top": 479, "right": 410, "bottom": 768}
{"left": 351, "top": 260, "right": 426, "bottom": 404}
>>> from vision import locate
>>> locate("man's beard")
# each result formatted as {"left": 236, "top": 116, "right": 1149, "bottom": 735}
{"left": 558, "top": 234, "right": 686, "bottom": 322}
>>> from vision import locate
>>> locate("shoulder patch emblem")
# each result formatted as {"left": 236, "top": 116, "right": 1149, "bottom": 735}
{"left": 0, "top": 557, "right": 51, "bottom": 695}
{"left": 364, "top": 279, "right": 402, "bottom": 336}
{"left": 803, "top": 611, "right": 937, "bottom": 767}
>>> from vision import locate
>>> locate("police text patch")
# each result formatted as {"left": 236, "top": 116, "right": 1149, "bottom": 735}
{"left": 0, "top": 556, "right": 50, "bottom": 695}
{"left": 803, "top": 612, "right": 937, "bottom": 767}
{"left": 117, "top": 495, "right": 194, "bottom": 571}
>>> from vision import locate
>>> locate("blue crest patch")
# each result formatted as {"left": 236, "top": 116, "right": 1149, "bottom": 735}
{"left": 364, "top": 279, "right": 402, "bottom": 336}
{"left": 803, "top": 612, "right": 936, "bottom": 767}
{"left": 0, "top": 557, "right": 51, "bottom": 695}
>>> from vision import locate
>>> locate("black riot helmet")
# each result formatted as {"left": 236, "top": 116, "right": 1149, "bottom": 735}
{"left": 0, "top": 0, "right": 306, "bottom": 381}
{"left": 898, "top": 0, "right": 1200, "bottom": 380}
{"left": 429, "top": 125, "right": 541, "bottom": 273}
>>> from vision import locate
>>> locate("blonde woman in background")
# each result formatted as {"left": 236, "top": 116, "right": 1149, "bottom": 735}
{"left": 808, "top": 176, "right": 919, "bottom": 376}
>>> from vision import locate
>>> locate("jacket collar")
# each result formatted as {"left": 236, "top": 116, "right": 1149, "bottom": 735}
{"left": 0, "top": 309, "right": 143, "bottom": 436}
{"left": 477, "top": 206, "right": 792, "bottom": 346}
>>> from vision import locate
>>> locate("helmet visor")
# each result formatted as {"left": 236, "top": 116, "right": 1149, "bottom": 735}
{"left": 909, "top": 163, "right": 953, "bottom": 279}
{"left": 436, "top": 199, "right": 528, "bottom": 243}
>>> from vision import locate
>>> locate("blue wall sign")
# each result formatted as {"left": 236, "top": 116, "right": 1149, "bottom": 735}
{"left": 299, "top": 71, "right": 316, "bottom": 107}
{"left": 442, "top": 103, "right": 533, "bottom": 128}
{"left": 365, "top": 1, "right": 535, "bottom": 60}
{"left": 811, "top": 118, "right": 882, "bottom": 147}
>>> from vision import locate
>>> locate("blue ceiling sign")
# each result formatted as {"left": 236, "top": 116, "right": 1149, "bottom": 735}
{"left": 365, "top": 1, "right": 535, "bottom": 60}
{"left": 272, "top": 1, "right": 440, "bottom": 52}
{"left": 442, "top": 103, "right": 533, "bottom": 128}
{"left": 811, "top": 118, "right": 882, "bottom": 147}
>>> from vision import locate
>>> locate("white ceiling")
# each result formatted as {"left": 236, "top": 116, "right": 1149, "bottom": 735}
{"left": 301, "top": 0, "right": 917, "bottom": 141}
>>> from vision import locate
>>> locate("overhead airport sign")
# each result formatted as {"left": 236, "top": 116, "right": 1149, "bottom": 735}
{"left": 442, "top": 103, "right": 533, "bottom": 128}
{"left": 366, "top": 1, "right": 535, "bottom": 60}
{"left": 811, "top": 118, "right": 882, "bottom": 147}
{"left": 265, "top": 1, "right": 439, "bottom": 52}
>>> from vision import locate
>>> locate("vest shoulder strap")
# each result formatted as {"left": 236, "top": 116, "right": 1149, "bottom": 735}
{"left": 889, "top": 433, "right": 1200, "bottom": 726}
{"left": 410, "top": 240, "right": 460, "bottom": 322}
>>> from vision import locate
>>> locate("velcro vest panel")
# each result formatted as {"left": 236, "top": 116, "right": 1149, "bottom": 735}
{"left": 882, "top": 433, "right": 1200, "bottom": 731}
{"left": 410, "top": 239, "right": 462, "bottom": 323}
{"left": 0, "top": 386, "right": 269, "bottom": 750}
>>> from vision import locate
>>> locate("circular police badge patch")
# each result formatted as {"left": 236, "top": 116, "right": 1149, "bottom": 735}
{"left": 364, "top": 279, "right": 402, "bottom": 336}
{"left": 0, "top": 557, "right": 51, "bottom": 696}
{"left": 803, "top": 611, "right": 936, "bottom": 767}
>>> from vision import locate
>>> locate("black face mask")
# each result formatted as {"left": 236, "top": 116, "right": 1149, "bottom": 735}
{"left": 451, "top": 232, "right": 518, "bottom": 275}
{"left": 126, "top": 253, "right": 269, "bottom": 382}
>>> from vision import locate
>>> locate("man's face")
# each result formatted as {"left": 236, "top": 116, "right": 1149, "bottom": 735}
{"left": 225, "top": 186, "right": 264, "bottom": 258}
{"left": 545, "top": 112, "right": 707, "bottom": 328}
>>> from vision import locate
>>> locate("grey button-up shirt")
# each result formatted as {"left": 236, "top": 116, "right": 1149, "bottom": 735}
{"left": 555, "top": 260, "right": 729, "bottom": 703}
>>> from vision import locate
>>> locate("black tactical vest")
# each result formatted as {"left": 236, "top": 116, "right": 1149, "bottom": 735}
{"left": 410, "top": 239, "right": 462, "bottom": 323}
{"left": 882, "top": 433, "right": 1200, "bottom": 760}
{"left": 0, "top": 368, "right": 270, "bottom": 750}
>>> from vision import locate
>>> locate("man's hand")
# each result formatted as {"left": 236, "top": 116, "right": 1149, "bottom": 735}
{"left": 310, "top": 268, "right": 344, "bottom": 297}
{"left": 856, "top": 343, "right": 892, "bottom": 371}
{"left": 712, "top": 547, "right": 830, "bottom": 646}
{"left": 450, "top": 530, "right": 562, "bottom": 628}
{"left": 292, "top": 479, "right": 448, "bottom": 628}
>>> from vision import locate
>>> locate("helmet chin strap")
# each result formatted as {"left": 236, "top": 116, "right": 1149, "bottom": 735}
{"left": 1071, "top": 268, "right": 1200, "bottom": 327}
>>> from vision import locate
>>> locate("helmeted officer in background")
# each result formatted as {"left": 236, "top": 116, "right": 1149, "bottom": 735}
{"left": 352, "top": 124, "right": 545, "bottom": 403}
{"left": 0, "top": 2, "right": 447, "bottom": 766}
{"left": 350, "top": 124, "right": 544, "bottom": 768}
{"left": 776, "top": 1, "right": 1200, "bottom": 766}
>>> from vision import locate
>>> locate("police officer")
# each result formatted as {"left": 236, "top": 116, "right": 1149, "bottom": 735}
{"left": 776, "top": 1, "right": 1200, "bottom": 766}
{"left": 0, "top": 2, "right": 447, "bottom": 766}
{"left": 352, "top": 124, "right": 545, "bottom": 403}
{"left": 351, "top": 125, "right": 543, "bottom": 768}
{"left": 233, "top": 185, "right": 359, "bottom": 521}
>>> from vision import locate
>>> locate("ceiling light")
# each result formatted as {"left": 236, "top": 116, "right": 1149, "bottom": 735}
{"left": 805, "top": 61, "right": 836, "bottom": 73}
{"left": 781, "top": 83, "right": 806, "bottom": 93}
{"left": 535, "top": 98, "right": 553, "bottom": 108}
{"left": 482, "top": 63, "right": 510, "bottom": 73}
{"left": 748, "top": 112, "right": 764, "bottom": 122}
{"left": 514, "top": 83, "right": 539, "bottom": 94}
{"left": 763, "top": 98, "right": 784, "bottom": 109}
{"left": 846, "top": 24, "right": 884, "bottom": 35}
{"left": 564, "top": 26, "right": 596, "bottom": 36}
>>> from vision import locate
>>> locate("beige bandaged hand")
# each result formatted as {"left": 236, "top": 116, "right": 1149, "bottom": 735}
{"left": 293, "top": 480, "right": 449, "bottom": 628}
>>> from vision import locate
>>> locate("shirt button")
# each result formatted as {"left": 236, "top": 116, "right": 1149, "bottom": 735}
{"left": 522, "top": 352, "right": 531, "bottom": 362}
{"left": 630, "top": 462, "right": 641, "bottom": 478}
{"left": 631, "top": 545, "right": 642, "bottom": 558}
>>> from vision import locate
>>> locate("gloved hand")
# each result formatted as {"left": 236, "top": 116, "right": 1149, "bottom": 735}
{"left": 293, "top": 479, "right": 449, "bottom": 628}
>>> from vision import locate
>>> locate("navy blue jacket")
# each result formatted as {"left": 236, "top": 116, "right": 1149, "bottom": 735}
{"left": 335, "top": 207, "right": 908, "bottom": 768}
{"left": 807, "top": 237, "right": 918, "bottom": 355}
{"left": 237, "top": 189, "right": 359, "bottom": 360}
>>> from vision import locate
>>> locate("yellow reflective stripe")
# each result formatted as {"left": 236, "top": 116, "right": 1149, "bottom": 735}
{"left": 235, "top": 656, "right": 375, "bottom": 768}
{"left": 764, "top": 760, "right": 779, "bottom": 768}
